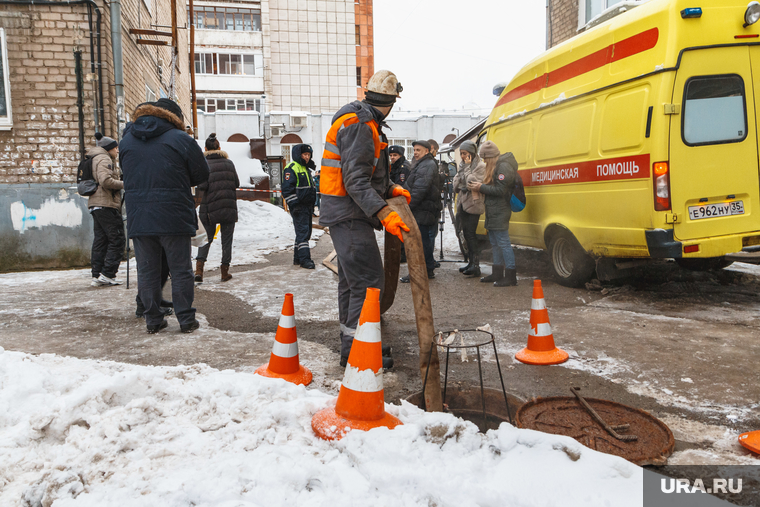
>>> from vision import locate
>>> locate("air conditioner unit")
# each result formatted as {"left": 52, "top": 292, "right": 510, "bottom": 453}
{"left": 270, "top": 124, "right": 284, "bottom": 137}
{"left": 290, "top": 115, "right": 307, "bottom": 128}
{"left": 157, "top": 58, "right": 164, "bottom": 76}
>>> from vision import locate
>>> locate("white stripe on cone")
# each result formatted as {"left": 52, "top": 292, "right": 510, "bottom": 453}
{"left": 354, "top": 321, "right": 381, "bottom": 343}
{"left": 531, "top": 298, "right": 547, "bottom": 310}
{"left": 271, "top": 341, "right": 299, "bottom": 358}
{"left": 278, "top": 314, "right": 296, "bottom": 329}
{"left": 342, "top": 364, "right": 383, "bottom": 392}
{"left": 529, "top": 322, "right": 553, "bottom": 337}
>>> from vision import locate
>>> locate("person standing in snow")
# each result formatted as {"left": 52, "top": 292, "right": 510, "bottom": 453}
{"left": 120, "top": 98, "right": 209, "bottom": 334}
{"left": 319, "top": 70, "right": 411, "bottom": 368}
{"left": 87, "top": 133, "right": 125, "bottom": 287}
{"left": 467, "top": 140, "right": 519, "bottom": 287}
{"left": 452, "top": 140, "right": 486, "bottom": 277}
{"left": 400, "top": 140, "right": 440, "bottom": 283}
{"left": 282, "top": 144, "right": 318, "bottom": 269}
{"left": 389, "top": 145, "right": 411, "bottom": 186}
{"left": 194, "top": 133, "right": 240, "bottom": 283}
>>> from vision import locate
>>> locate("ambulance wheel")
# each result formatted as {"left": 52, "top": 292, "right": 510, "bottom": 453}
{"left": 548, "top": 231, "right": 596, "bottom": 288}
{"left": 675, "top": 257, "right": 734, "bottom": 271}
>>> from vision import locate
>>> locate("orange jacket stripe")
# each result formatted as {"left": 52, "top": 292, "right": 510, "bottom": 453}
{"left": 320, "top": 113, "right": 386, "bottom": 197}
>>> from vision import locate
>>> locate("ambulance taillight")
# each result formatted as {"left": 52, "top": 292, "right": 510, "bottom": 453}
{"left": 653, "top": 162, "right": 671, "bottom": 211}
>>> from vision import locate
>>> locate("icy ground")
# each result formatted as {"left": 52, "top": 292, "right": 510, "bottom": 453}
{"left": 192, "top": 200, "right": 323, "bottom": 268}
{"left": 0, "top": 349, "right": 642, "bottom": 507}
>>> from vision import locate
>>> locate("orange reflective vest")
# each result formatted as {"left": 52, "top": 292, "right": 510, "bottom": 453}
{"left": 320, "top": 112, "right": 387, "bottom": 197}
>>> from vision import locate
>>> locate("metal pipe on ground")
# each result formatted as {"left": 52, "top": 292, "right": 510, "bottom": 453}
{"left": 384, "top": 196, "right": 443, "bottom": 412}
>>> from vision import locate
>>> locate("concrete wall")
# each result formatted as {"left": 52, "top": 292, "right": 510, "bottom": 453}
{"left": 0, "top": 183, "right": 93, "bottom": 271}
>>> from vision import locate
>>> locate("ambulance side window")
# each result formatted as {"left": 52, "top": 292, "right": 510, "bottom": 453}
{"left": 682, "top": 74, "right": 747, "bottom": 146}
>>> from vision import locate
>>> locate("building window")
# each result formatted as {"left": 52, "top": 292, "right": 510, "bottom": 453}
{"left": 388, "top": 139, "right": 415, "bottom": 153}
{"left": 145, "top": 83, "right": 157, "bottom": 102}
{"left": 192, "top": 6, "right": 261, "bottom": 32}
{"left": 355, "top": 24, "right": 360, "bottom": 45}
{"left": 580, "top": 0, "right": 624, "bottom": 26}
{"left": 356, "top": 67, "right": 362, "bottom": 87}
{"left": 197, "top": 97, "right": 262, "bottom": 114}
{"left": 194, "top": 53, "right": 260, "bottom": 76}
{"left": 0, "top": 28, "right": 11, "bottom": 129}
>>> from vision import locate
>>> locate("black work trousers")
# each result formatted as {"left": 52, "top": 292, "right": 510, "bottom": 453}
{"left": 133, "top": 235, "right": 195, "bottom": 327}
{"left": 91, "top": 207, "right": 126, "bottom": 279}
{"left": 291, "top": 206, "right": 313, "bottom": 264}
{"left": 459, "top": 209, "right": 481, "bottom": 260}
{"left": 135, "top": 249, "right": 169, "bottom": 310}
{"left": 331, "top": 220, "right": 384, "bottom": 358}
{"left": 418, "top": 223, "right": 437, "bottom": 274}
{"left": 197, "top": 219, "right": 236, "bottom": 266}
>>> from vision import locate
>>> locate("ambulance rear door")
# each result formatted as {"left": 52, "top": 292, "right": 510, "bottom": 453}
{"left": 669, "top": 46, "right": 760, "bottom": 242}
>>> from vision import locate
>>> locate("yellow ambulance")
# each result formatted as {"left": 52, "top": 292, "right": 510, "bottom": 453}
{"left": 481, "top": 0, "right": 760, "bottom": 286}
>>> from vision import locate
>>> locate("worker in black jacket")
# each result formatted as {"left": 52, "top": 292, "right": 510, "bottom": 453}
{"left": 282, "top": 144, "right": 317, "bottom": 269}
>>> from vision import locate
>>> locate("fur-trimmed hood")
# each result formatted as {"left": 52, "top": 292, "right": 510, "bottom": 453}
{"left": 204, "top": 149, "right": 229, "bottom": 159}
{"left": 133, "top": 104, "right": 185, "bottom": 131}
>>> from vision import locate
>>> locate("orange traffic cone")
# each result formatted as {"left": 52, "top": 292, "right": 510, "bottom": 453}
{"left": 312, "top": 287, "right": 402, "bottom": 440}
{"left": 515, "top": 280, "right": 569, "bottom": 365}
{"left": 739, "top": 430, "right": 760, "bottom": 454}
{"left": 255, "top": 293, "right": 312, "bottom": 385}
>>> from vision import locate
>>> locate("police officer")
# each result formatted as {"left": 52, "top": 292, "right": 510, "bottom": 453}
{"left": 282, "top": 144, "right": 318, "bottom": 269}
{"left": 320, "top": 70, "right": 411, "bottom": 368}
{"left": 389, "top": 145, "right": 411, "bottom": 186}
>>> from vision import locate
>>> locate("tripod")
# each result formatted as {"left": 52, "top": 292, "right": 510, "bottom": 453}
{"left": 437, "top": 161, "right": 466, "bottom": 263}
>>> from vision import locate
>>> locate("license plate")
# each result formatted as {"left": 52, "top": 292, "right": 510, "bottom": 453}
{"left": 688, "top": 200, "right": 744, "bottom": 220}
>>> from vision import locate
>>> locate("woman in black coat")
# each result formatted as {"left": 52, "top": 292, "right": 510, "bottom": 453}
{"left": 195, "top": 133, "right": 240, "bottom": 282}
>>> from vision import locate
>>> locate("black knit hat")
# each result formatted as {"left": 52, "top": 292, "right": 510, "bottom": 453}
{"left": 94, "top": 132, "right": 118, "bottom": 152}
{"left": 154, "top": 98, "right": 183, "bottom": 123}
{"left": 389, "top": 145, "right": 405, "bottom": 156}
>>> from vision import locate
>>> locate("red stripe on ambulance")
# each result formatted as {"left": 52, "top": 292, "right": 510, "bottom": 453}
{"left": 521, "top": 154, "right": 651, "bottom": 187}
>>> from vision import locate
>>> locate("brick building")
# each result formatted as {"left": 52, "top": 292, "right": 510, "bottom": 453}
{"left": 0, "top": 0, "right": 191, "bottom": 271}
{"left": 547, "top": 0, "right": 647, "bottom": 48}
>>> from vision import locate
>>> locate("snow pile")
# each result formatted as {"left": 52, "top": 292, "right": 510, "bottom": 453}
{"left": 193, "top": 200, "right": 323, "bottom": 267}
{"left": 0, "top": 349, "right": 642, "bottom": 506}
{"left": 196, "top": 140, "right": 267, "bottom": 187}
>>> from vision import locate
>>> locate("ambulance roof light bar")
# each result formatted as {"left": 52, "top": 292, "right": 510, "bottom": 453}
{"left": 745, "top": 1, "right": 760, "bottom": 27}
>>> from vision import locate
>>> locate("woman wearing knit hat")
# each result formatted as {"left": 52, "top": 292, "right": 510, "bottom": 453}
{"left": 88, "top": 132, "right": 125, "bottom": 287}
{"left": 467, "top": 140, "right": 520, "bottom": 287}
{"left": 452, "top": 140, "right": 486, "bottom": 277}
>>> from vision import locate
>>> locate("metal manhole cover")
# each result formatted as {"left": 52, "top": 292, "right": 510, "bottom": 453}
{"left": 516, "top": 396, "right": 675, "bottom": 466}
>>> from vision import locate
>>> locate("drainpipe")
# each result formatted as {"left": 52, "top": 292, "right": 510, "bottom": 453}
{"left": 110, "top": 0, "right": 125, "bottom": 139}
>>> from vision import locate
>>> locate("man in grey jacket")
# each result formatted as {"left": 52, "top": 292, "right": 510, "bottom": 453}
{"left": 319, "top": 70, "right": 411, "bottom": 368}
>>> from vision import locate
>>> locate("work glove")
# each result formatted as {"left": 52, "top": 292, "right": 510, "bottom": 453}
{"left": 391, "top": 185, "right": 411, "bottom": 205}
{"left": 378, "top": 206, "right": 410, "bottom": 242}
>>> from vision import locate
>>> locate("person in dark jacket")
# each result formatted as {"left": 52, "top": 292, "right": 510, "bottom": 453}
{"left": 282, "top": 144, "right": 318, "bottom": 269}
{"left": 389, "top": 145, "right": 411, "bottom": 185}
{"left": 468, "top": 140, "right": 519, "bottom": 287}
{"left": 194, "top": 133, "right": 240, "bottom": 282}
{"left": 400, "top": 140, "right": 440, "bottom": 282}
{"left": 120, "top": 98, "right": 209, "bottom": 334}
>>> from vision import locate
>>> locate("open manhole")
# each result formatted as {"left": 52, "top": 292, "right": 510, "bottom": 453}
{"left": 407, "top": 387, "right": 524, "bottom": 433}
{"left": 516, "top": 396, "right": 675, "bottom": 466}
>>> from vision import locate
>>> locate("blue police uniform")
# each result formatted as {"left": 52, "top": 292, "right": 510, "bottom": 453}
{"left": 282, "top": 144, "right": 317, "bottom": 268}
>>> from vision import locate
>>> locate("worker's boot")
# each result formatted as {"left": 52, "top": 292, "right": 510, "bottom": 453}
{"left": 221, "top": 264, "right": 232, "bottom": 282}
{"left": 194, "top": 260, "right": 205, "bottom": 282}
{"left": 480, "top": 265, "right": 504, "bottom": 283}
{"left": 462, "top": 253, "right": 480, "bottom": 277}
{"left": 495, "top": 268, "right": 518, "bottom": 287}
{"left": 458, "top": 259, "right": 472, "bottom": 273}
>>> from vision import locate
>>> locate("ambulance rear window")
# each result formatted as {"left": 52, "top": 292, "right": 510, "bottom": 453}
{"left": 682, "top": 75, "right": 747, "bottom": 146}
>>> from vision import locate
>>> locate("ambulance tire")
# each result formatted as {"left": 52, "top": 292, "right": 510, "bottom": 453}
{"left": 548, "top": 231, "right": 596, "bottom": 288}
{"left": 675, "top": 257, "right": 734, "bottom": 271}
